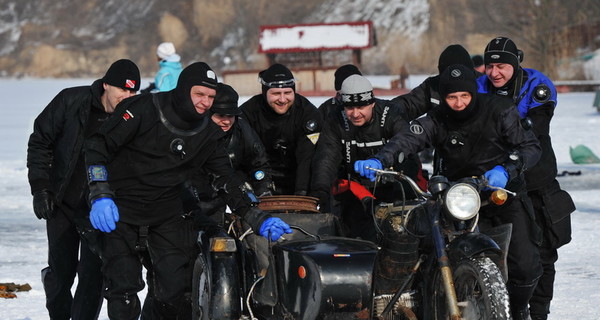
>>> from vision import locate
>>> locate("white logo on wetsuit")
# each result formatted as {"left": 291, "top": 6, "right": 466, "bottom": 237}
{"left": 410, "top": 123, "right": 424, "bottom": 135}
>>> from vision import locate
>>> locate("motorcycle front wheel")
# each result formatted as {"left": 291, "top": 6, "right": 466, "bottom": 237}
{"left": 432, "top": 256, "right": 511, "bottom": 320}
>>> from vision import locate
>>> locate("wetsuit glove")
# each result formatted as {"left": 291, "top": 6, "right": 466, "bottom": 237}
{"left": 32, "top": 189, "right": 55, "bottom": 220}
{"left": 90, "top": 198, "right": 119, "bottom": 233}
{"left": 484, "top": 165, "right": 509, "bottom": 189}
{"left": 354, "top": 158, "right": 382, "bottom": 182}
{"left": 259, "top": 217, "right": 292, "bottom": 242}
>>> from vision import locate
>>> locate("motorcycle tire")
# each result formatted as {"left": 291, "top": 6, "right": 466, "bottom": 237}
{"left": 432, "top": 256, "right": 510, "bottom": 320}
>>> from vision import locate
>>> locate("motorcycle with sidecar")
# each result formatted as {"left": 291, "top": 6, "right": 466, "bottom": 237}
{"left": 192, "top": 170, "right": 513, "bottom": 320}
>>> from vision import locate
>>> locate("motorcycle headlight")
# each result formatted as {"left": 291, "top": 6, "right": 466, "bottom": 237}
{"left": 444, "top": 183, "right": 480, "bottom": 220}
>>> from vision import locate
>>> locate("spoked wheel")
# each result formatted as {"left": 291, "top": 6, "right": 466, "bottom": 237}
{"left": 432, "top": 256, "right": 510, "bottom": 320}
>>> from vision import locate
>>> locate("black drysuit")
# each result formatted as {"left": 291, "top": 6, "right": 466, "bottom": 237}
{"left": 312, "top": 99, "right": 423, "bottom": 241}
{"left": 27, "top": 79, "right": 107, "bottom": 320}
{"left": 240, "top": 93, "right": 322, "bottom": 195}
{"left": 391, "top": 75, "right": 442, "bottom": 121}
{"left": 188, "top": 116, "right": 274, "bottom": 219}
{"left": 85, "top": 89, "right": 269, "bottom": 319}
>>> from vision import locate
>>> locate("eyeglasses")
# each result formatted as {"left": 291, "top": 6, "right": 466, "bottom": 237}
{"left": 258, "top": 77, "right": 296, "bottom": 88}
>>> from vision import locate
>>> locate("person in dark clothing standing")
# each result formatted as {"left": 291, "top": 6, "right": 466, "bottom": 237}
{"left": 187, "top": 82, "right": 274, "bottom": 222}
{"left": 84, "top": 62, "right": 291, "bottom": 320}
{"left": 27, "top": 59, "right": 141, "bottom": 320}
{"left": 240, "top": 63, "right": 322, "bottom": 195}
{"left": 355, "top": 64, "right": 543, "bottom": 320}
{"left": 311, "top": 74, "right": 425, "bottom": 242}
{"left": 477, "top": 36, "right": 576, "bottom": 320}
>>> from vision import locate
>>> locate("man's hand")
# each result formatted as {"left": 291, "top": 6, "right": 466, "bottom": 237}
{"left": 90, "top": 198, "right": 119, "bottom": 233}
{"left": 484, "top": 165, "right": 509, "bottom": 189}
{"left": 354, "top": 158, "right": 382, "bottom": 182}
{"left": 259, "top": 217, "right": 292, "bottom": 241}
{"left": 32, "top": 189, "right": 55, "bottom": 220}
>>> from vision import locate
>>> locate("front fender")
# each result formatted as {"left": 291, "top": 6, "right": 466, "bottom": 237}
{"left": 447, "top": 232, "right": 502, "bottom": 264}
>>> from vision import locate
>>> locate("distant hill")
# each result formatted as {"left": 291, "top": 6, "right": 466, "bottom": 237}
{"left": 0, "top": 0, "right": 598, "bottom": 79}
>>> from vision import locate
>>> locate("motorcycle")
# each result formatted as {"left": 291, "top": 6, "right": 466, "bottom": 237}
{"left": 367, "top": 168, "right": 512, "bottom": 320}
{"left": 192, "top": 169, "right": 514, "bottom": 320}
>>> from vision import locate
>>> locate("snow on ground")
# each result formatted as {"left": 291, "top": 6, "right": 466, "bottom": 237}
{"left": 0, "top": 78, "right": 599, "bottom": 319}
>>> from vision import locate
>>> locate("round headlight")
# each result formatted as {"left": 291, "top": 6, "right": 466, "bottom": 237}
{"left": 444, "top": 183, "right": 480, "bottom": 220}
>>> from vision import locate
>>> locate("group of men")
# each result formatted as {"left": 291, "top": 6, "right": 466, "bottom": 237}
{"left": 27, "top": 36, "right": 574, "bottom": 320}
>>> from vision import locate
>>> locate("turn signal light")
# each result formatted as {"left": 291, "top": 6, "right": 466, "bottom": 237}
{"left": 298, "top": 266, "right": 307, "bottom": 279}
{"left": 209, "top": 237, "right": 237, "bottom": 252}
{"left": 490, "top": 190, "right": 508, "bottom": 206}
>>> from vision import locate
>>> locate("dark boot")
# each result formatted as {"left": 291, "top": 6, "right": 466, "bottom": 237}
{"left": 529, "top": 300, "right": 550, "bottom": 320}
{"left": 512, "top": 307, "right": 532, "bottom": 320}
{"left": 530, "top": 313, "right": 547, "bottom": 320}
{"left": 507, "top": 281, "right": 537, "bottom": 320}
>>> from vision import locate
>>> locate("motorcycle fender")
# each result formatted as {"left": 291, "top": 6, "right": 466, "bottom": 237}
{"left": 447, "top": 232, "right": 502, "bottom": 264}
{"left": 273, "top": 237, "right": 379, "bottom": 319}
{"left": 208, "top": 251, "right": 243, "bottom": 319}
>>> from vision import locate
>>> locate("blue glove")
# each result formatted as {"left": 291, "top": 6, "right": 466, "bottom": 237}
{"left": 90, "top": 198, "right": 119, "bottom": 233}
{"left": 259, "top": 217, "right": 292, "bottom": 241}
{"left": 354, "top": 158, "right": 382, "bottom": 182}
{"left": 484, "top": 165, "right": 509, "bottom": 189}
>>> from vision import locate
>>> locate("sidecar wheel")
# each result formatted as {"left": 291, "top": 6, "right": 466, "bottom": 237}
{"left": 192, "top": 252, "right": 211, "bottom": 320}
{"left": 432, "top": 256, "right": 510, "bottom": 320}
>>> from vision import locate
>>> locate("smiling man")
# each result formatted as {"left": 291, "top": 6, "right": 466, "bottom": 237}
{"left": 310, "top": 74, "right": 424, "bottom": 241}
{"left": 477, "top": 36, "right": 576, "bottom": 320}
{"left": 240, "top": 63, "right": 322, "bottom": 195}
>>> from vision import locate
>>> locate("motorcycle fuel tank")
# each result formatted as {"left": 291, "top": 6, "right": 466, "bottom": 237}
{"left": 273, "top": 237, "right": 379, "bottom": 319}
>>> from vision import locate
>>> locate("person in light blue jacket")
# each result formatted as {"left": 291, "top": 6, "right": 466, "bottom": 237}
{"left": 154, "top": 42, "right": 183, "bottom": 92}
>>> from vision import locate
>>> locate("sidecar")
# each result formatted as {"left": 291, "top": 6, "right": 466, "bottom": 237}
{"left": 193, "top": 195, "right": 380, "bottom": 320}
{"left": 270, "top": 237, "right": 379, "bottom": 319}
{"left": 252, "top": 196, "right": 380, "bottom": 319}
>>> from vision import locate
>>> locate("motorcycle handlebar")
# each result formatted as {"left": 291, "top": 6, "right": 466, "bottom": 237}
{"left": 366, "top": 166, "right": 431, "bottom": 198}
{"left": 366, "top": 167, "right": 516, "bottom": 198}
{"left": 288, "top": 225, "right": 320, "bottom": 240}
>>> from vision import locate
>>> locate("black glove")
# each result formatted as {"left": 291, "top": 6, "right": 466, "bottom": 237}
{"left": 33, "top": 189, "right": 55, "bottom": 220}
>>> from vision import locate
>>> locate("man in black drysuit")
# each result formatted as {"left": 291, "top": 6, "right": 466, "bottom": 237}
{"left": 311, "top": 74, "right": 425, "bottom": 242}
{"left": 355, "top": 64, "right": 543, "bottom": 320}
{"left": 186, "top": 82, "right": 274, "bottom": 224}
{"left": 27, "top": 59, "right": 140, "bottom": 320}
{"left": 240, "top": 63, "right": 322, "bottom": 195}
{"left": 84, "top": 62, "right": 291, "bottom": 319}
